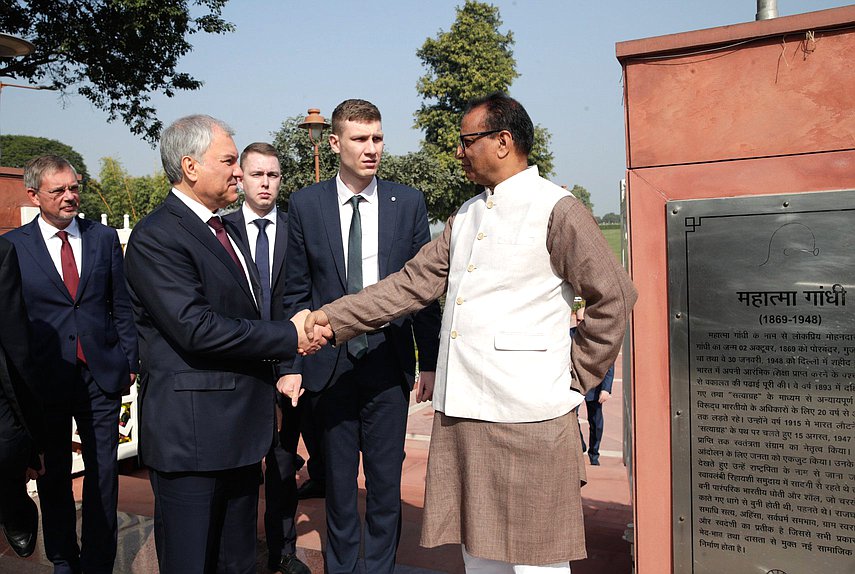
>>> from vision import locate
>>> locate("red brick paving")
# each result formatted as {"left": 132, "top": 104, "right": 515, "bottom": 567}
{"left": 0, "top": 357, "right": 633, "bottom": 573}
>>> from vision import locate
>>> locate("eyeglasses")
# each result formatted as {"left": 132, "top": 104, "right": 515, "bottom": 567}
{"left": 38, "top": 184, "right": 81, "bottom": 198}
{"left": 458, "top": 129, "right": 503, "bottom": 152}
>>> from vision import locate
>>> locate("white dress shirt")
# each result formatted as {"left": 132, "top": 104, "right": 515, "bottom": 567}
{"left": 37, "top": 215, "right": 83, "bottom": 278}
{"left": 240, "top": 203, "right": 277, "bottom": 284}
{"left": 336, "top": 174, "right": 379, "bottom": 288}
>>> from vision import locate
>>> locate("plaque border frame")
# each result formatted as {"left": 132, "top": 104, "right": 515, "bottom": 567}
{"left": 666, "top": 189, "right": 855, "bottom": 574}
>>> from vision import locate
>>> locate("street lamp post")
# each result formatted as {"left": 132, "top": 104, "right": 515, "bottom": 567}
{"left": 298, "top": 108, "right": 330, "bottom": 183}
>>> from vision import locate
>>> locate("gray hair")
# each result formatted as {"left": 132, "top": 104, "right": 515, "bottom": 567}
{"left": 24, "top": 155, "right": 78, "bottom": 190}
{"left": 160, "top": 114, "right": 235, "bottom": 184}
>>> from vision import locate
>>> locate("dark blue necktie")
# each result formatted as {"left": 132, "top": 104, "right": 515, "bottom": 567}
{"left": 346, "top": 196, "right": 368, "bottom": 359}
{"left": 253, "top": 218, "right": 271, "bottom": 320}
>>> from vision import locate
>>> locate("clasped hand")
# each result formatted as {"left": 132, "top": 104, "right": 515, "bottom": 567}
{"left": 290, "top": 309, "right": 333, "bottom": 356}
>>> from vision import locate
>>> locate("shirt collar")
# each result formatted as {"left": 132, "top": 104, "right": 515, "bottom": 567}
{"left": 171, "top": 188, "right": 220, "bottom": 223}
{"left": 38, "top": 214, "right": 80, "bottom": 239}
{"left": 336, "top": 173, "right": 377, "bottom": 206}
{"left": 490, "top": 165, "right": 539, "bottom": 197}
{"left": 241, "top": 202, "right": 277, "bottom": 225}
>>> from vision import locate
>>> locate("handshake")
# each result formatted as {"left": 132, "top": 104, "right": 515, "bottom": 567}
{"left": 289, "top": 309, "right": 333, "bottom": 356}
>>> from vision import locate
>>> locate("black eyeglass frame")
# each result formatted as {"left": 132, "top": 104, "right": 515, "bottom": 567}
{"left": 458, "top": 129, "right": 504, "bottom": 151}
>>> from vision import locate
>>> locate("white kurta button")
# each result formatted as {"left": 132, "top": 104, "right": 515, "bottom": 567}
{"left": 467, "top": 264, "right": 475, "bottom": 272}
{"left": 450, "top": 330, "right": 458, "bottom": 339}
{"left": 455, "top": 297, "right": 463, "bottom": 305}
{"left": 477, "top": 232, "right": 485, "bottom": 240}
{"left": 486, "top": 200, "right": 494, "bottom": 209}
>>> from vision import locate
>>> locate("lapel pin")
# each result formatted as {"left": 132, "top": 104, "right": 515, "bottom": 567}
{"left": 391, "top": 196, "right": 396, "bottom": 202}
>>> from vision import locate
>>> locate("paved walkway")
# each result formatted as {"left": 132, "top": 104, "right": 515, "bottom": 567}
{"left": 0, "top": 362, "right": 632, "bottom": 573}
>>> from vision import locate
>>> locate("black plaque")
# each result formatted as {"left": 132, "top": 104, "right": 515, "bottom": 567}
{"left": 668, "top": 191, "right": 855, "bottom": 574}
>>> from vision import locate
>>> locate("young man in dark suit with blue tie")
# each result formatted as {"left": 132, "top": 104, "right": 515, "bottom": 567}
{"left": 223, "top": 142, "right": 311, "bottom": 574}
{"left": 5, "top": 155, "right": 139, "bottom": 574}
{"left": 280, "top": 99, "right": 441, "bottom": 574}
{"left": 124, "top": 116, "right": 330, "bottom": 574}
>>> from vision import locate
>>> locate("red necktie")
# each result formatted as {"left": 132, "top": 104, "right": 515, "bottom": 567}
{"left": 207, "top": 216, "right": 243, "bottom": 270}
{"left": 57, "top": 230, "right": 86, "bottom": 363}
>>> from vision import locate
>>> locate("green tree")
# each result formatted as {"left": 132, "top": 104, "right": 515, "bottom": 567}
{"left": 566, "top": 184, "right": 593, "bottom": 213}
{"left": 413, "top": 1, "right": 555, "bottom": 220}
{"left": 0, "top": 135, "right": 89, "bottom": 180}
{"left": 415, "top": 0, "right": 517, "bottom": 154}
{"left": 0, "top": 1, "right": 234, "bottom": 144}
{"left": 271, "top": 116, "right": 337, "bottom": 208}
{"left": 601, "top": 212, "right": 621, "bottom": 225}
{"left": 80, "top": 157, "right": 169, "bottom": 227}
{"left": 378, "top": 150, "right": 456, "bottom": 222}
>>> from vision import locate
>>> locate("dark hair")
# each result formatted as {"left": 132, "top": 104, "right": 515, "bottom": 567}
{"left": 331, "top": 99, "right": 381, "bottom": 134}
{"left": 464, "top": 93, "right": 534, "bottom": 156}
{"left": 240, "top": 142, "right": 279, "bottom": 170}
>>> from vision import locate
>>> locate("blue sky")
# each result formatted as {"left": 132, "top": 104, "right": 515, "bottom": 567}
{"left": 3, "top": 0, "right": 850, "bottom": 216}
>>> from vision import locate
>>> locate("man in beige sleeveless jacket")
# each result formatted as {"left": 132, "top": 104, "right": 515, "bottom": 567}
{"left": 290, "top": 93, "right": 637, "bottom": 573}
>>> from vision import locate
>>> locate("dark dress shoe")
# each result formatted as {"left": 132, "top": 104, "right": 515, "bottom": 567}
{"left": 269, "top": 553, "right": 311, "bottom": 574}
{"left": 3, "top": 495, "right": 38, "bottom": 558}
{"left": 296, "top": 479, "right": 325, "bottom": 500}
{"left": 589, "top": 456, "right": 600, "bottom": 466}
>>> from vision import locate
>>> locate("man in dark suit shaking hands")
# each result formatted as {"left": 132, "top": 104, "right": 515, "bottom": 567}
{"left": 280, "top": 99, "right": 441, "bottom": 574}
{"left": 5, "top": 155, "right": 139, "bottom": 574}
{"left": 124, "top": 116, "right": 329, "bottom": 574}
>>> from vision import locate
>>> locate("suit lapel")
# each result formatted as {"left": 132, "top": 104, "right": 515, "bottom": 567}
{"left": 227, "top": 211, "right": 250, "bottom": 251}
{"left": 76, "top": 218, "right": 97, "bottom": 298}
{"left": 271, "top": 210, "right": 288, "bottom": 291}
{"left": 377, "top": 180, "right": 398, "bottom": 279}
{"left": 225, "top": 218, "right": 263, "bottom": 314}
{"left": 18, "top": 218, "right": 73, "bottom": 302}
{"left": 319, "top": 180, "right": 347, "bottom": 290}
{"left": 167, "top": 195, "right": 258, "bottom": 309}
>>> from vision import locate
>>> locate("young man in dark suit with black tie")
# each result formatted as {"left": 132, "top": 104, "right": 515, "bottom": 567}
{"left": 5, "top": 155, "right": 139, "bottom": 574}
{"left": 280, "top": 99, "right": 441, "bottom": 574}
{"left": 223, "top": 142, "right": 311, "bottom": 574}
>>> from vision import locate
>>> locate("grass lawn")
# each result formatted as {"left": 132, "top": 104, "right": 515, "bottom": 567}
{"left": 600, "top": 224, "right": 622, "bottom": 260}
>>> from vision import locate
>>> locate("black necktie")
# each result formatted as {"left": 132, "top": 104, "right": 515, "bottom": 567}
{"left": 346, "top": 195, "right": 368, "bottom": 359}
{"left": 253, "top": 218, "right": 271, "bottom": 320}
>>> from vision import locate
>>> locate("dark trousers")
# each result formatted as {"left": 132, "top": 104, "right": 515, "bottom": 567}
{"left": 583, "top": 399, "right": 605, "bottom": 460}
{"left": 37, "top": 363, "right": 120, "bottom": 574}
{"left": 0, "top": 400, "right": 36, "bottom": 540}
{"left": 264, "top": 391, "right": 321, "bottom": 560}
{"left": 150, "top": 463, "right": 261, "bottom": 574}
{"left": 297, "top": 392, "right": 325, "bottom": 483}
{"left": 321, "top": 333, "right": 409, "bottom": 574}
